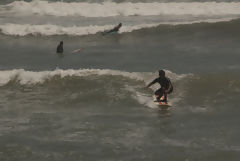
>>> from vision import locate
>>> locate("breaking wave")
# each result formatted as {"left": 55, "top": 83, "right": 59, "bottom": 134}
{"left": 0, "top": 68, "right": 187, "bottom": 85}
{"left": 0, "top": 23, "right": 160, "bottom": 36}
{"left": 0, "top": 18, "right": 235, "bottom": 36}
{"left": 0, "top": 68, "right": 190, "bottom": 108}
{"left": 2, "top": 1, "right": 240, "bottom": 17}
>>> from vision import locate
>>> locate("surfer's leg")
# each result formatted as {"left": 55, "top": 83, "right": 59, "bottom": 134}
{"left": 162, "top": 94, "right": 167, "bottom": 103}
{"left": 162, "top": 87, "right": 173, "bottom": 103}
{"left": 154, "top": 88, "right": 163, "bottom": 101}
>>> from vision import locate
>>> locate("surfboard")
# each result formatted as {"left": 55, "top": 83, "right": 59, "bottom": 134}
{"left": 155, "top": 101, "right": 172, "bottom": 107}
{"left": 71, "top": 48, "right": 84, "bottom": 54}
{"left": 153, "top": 95, "right": 172, "bottom": 108}
{"left": 102, "top": 31, "right": 118, "bottom": 36}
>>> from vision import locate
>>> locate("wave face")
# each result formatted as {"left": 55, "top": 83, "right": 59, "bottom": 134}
{"left": 1, "top": 68, "right": 239, "bottom": 110}
{"left": 1, "top": 68, "right": 240, "bottom": 108}
{"left": 0, "top": 68, "right": 189, "bottom": 108}
{"left": 1, "top": 1, "right": 240, "bottom": 36}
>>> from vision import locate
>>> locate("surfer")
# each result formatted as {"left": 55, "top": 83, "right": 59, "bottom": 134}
{"left": 145, "top": 70, "right": 173, "bottom": 103}
{"left": 56, "top": 41, "right": 64, "bottom": 54}
{"left": 104, "top": 23, "right": 122, "bottom": 35}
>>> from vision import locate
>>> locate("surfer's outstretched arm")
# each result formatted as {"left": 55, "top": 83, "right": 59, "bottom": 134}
{"left": 145, "top": 78, "right": 158, "bottom": 88}
{"left": 145, "top": 82, "right": 153, "bottom": 88}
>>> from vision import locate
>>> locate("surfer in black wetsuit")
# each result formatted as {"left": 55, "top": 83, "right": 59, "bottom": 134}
{"left": 104, "top": 23, "right": 122, "bottom": 34}
{"left": 56, "top": 41, "right": 64, "bottom": 54}
{"left": 145, "top": 70, "right": 173, "bottom": 103}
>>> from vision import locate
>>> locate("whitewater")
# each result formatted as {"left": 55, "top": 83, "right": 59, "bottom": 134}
{"left": 2, "top": 1, "right": 240, "bottom": 17}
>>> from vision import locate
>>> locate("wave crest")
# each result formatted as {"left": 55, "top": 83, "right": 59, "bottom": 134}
{"left": 0, "top": 23, "right": 160, "bottom": 36}
{"left": 0, "top": 68, "right": 187, "bottom": 85}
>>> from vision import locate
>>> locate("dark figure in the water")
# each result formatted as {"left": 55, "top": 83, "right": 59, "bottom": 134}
{"left": 145, "top": 70, "right": 173, "bottom": 103}
{"left": 104, "top": 23, "right": 122, "bottom": 35}
{"left": 56, "top": 41, "right": 64, "bottom": 54}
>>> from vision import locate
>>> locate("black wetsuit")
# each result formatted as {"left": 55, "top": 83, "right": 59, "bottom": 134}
{"left": 150, "top": 77, "right": 173, "bottom": 100}
{"left": 57, "top": 44, "right": 63, "bottom": 53}
{"left": 106, "top": 27, "right": 119, "bottom": 33}
{"left": 106, "top": 24, "right": 122, "bottom": 34}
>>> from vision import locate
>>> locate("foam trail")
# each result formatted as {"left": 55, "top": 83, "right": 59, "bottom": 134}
{"left": 2, "top": 1, "right": 240, "bottom": 17}
{"left": 126, "top": 85, "right": 158, "bottom": 109}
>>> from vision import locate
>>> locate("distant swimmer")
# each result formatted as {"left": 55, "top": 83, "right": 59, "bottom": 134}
{"left": 56, "top": 41, "right": 64, "bottom": 54}
{"left": 103, "top": 23, "right": 122, "bottom": 35}
{"left": 145, "top": 70, "right": 173, "bottom": 103}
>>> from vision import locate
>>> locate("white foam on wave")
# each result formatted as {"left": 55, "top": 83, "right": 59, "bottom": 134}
{"left": 0, "top": 68, "right": 188, "bottom": 85}
{"left": 0, "top": 68, "right": 145, "bottom": 86}
{"left": 2, "top": 1, "right": 240, "bottom": 17}
{"left": 126, "top": 86, "right": 158, "bottom": 109}
{"left": 0, "top": 23, "right": 111, "bottom": 36}
{"left": 0, "top": 23, "right": 160, "bottom": 36}
{"left": 0, "top": 17, "right": 234, "bottom": 36}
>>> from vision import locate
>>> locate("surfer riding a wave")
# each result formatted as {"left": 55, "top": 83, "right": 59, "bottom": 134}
{"left": 145, "top": 70, "right": 173, "bottom": 103}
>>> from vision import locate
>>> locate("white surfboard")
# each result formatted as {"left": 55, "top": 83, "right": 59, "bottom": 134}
{"left": 155, "top": 101, "right": 172, "bottom": 107}
{"left": 71, "top": 48, "right": 84, "bottom": 54}
{"left": 102, "top": 31, "right": 118, "bottom": 36}
{"left": 153, "top": 95, "right": 172, "bottom": 108}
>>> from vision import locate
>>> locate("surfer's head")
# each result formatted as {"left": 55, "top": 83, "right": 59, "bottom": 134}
{"left": 159, "top": 70, "right": 165, "bottom": 77}
{"left": 60, "top": 41, "right": 63, "bottom": 45}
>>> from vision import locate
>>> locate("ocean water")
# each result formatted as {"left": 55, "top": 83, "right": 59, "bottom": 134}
{"left": 0, "top": 0, "right": 240, "bottom": 161}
